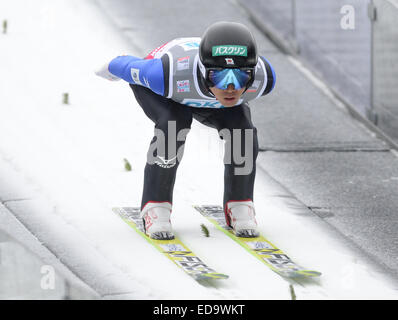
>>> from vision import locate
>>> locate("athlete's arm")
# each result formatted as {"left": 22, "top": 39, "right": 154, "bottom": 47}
{"left": 95, "top": 55, "right": 168, "bottom": 96}
{"left": 107, "top": 55, "right": 166, "bottom": 96}
{"left": 260, "top": 56, "right": 276, "bottom": 96}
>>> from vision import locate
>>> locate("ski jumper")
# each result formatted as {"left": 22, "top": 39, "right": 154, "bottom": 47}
{"left": 107, "top": 37, "right": 276, "bottom": 213}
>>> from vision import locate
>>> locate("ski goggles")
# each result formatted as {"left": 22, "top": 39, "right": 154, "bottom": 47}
{"left": 206, "top": 68, "right": 254, "bottom": 90}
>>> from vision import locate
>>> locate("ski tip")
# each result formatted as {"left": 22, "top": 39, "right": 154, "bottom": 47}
{"left": 298, "top": 270, "right": 322, "bottom": 277}
{"left": 283, "top": 270, "right": 322, "bottom": 278}
{"left": 194, "top": 273, "right": 229, "bottom": 281}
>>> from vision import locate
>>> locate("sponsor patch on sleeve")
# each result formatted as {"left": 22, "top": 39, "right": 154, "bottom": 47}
{"left": 131, "top": 68, "right": 143, "bottom": 85}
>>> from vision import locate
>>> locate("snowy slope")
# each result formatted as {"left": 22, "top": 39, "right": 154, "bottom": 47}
{"left": 0, "top": 0, "right": 397, "bottom": 299}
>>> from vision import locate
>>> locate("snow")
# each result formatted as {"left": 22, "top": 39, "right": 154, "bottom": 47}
{"left": 0, "top": 0, "right": 397, "bottom": 299}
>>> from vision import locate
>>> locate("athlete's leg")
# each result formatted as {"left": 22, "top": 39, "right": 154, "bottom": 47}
{"left": 130, "top": 85, "right": 193, "bottom": 210}
{"left": 192, "top": 104, "right": 259, "bottom": 225}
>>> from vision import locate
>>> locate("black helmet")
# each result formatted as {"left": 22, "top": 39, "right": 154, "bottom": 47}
{"left": 199, "top": 21, "right": 258, "bottom": 90}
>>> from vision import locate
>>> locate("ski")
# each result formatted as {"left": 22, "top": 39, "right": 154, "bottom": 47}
{"left": 112, "top": 207, "right": 229, "bottom": 281}
{"left": 194, "top": 205, "right": 321, "bottom": 279}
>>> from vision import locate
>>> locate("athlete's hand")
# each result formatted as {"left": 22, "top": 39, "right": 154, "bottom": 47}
{"left": 95, "top": 62, "right": 120, "bottom": 81}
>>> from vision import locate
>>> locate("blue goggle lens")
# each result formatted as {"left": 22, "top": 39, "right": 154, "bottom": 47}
{"left": 208, "top": 69, "right": 252, "bottom": 90}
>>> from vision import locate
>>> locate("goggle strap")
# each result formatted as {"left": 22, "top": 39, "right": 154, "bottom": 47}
{"left": 198, "top": 59, "right": 207, "bottom": 79}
